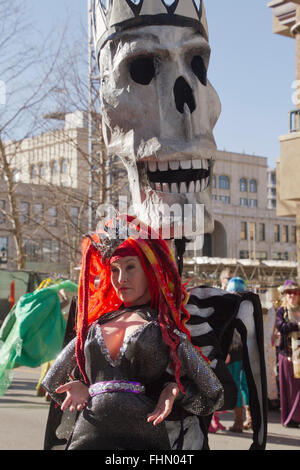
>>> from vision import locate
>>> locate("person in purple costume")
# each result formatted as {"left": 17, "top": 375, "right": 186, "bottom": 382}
{"left": 276, "top": 280, "right": 300, "bottom": 428}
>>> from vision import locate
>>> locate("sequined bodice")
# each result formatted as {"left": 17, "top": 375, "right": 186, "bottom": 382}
{"left": 84, "top": 318, "right": 170, "bottom": 385}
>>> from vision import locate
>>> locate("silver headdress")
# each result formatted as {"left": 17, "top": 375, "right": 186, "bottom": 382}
{"left": 92, "top": 0, "right": 209, "bottom": 56}
{"left": 85, "top": 214, "right": 130, "bottom": 262}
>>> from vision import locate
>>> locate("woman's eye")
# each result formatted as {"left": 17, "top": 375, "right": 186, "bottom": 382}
{"left": 191, "top": 55, "right": 207, "bottom": 86}
{"left": 130, "top": 56, "right": 156, "bottom": 85}
{"left": 127, "top": 264, "right": 135, "bottom": 270}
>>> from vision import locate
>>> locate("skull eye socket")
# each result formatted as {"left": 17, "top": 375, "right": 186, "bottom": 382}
{"left": 191, "top": 55, "right": 207, "bottom": 86}
{"left": 130, "top": 56, "right": 156, "bottom": 85}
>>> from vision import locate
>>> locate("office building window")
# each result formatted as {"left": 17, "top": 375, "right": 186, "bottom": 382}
{"left": 70, "top": 206, "right": 79, "bottom": 226}
{"left": 219, "top": 195, "right": 230, "bottom": 204}
{"left": 270, "top": 172, "right": 276, "bottom": 185}
{"left": 241, "top": 222, "right": 248, "bottom": 240}
{"left": 48, "top": 206, "right": 57, "bottom": 226}
{"left": 272, "top": 252, "right": 288, "bottom": 261}
{"left": 12, "top": 169, "right": 20, "bottom": 182}
{"left": 291, "top": 226, "right": 297, "bottom": 244}
{"left": 240, "top": 198, "right": 248, "bottom": 206}
{"left": 249, "top": 179, "right": 257, "bottom": 193}
{"left": 0, "top": 200, "right": 5, "bottom": 224}
{"left": 33, "top": 203, "right": 43, "bottom": 224}
{"left": 212, "top": 194, "right": 217, "bottom": 201}
{"left": 274, "top": 224, "right": 280, "bottom": 242}
{"left": 61, "top": 158, "right": 68, "bottom": 174}
{"left": 239, "top": 250, "right": 249, "bottom": 259}
{"left": 24, "top": 239, "right": 41, "bottom": 262}
{"left": 51, "top": 160, "right": 59, "bottom": 176}
{"left": 39, "top": 163, "right": 46, "bottom": 178}
{"left": 282, "top": 225, "right": 289, "bottom": 243}
{"left": 249, "top": 222, "right": 256, "bottom": 241}
{"left": 249, "top": 199, "right": 258, "bottom": 207}
{"left": 19, "top": 202, "right": 29, "bottom": 224}
{"left": 0, "top": 237, "right": 8, "bottom": 264}
{"left": 255, "top": 251, "right": 268, "bottom": 260}
{"left": 259, "top": 223, "right": 265, "bottom": 242}
{"left": 240, "top": 178, "right": 247, "bottom": 192}
{"left": 31, "top": 165, "right": 38, "bottom": 179}
{"left": 42, "top": 239, "right": 59, "bottom": 263}
{"left": 219, "top": 175, "right": 230, "bottom": 190}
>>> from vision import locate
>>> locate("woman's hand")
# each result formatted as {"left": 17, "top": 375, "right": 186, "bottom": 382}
{"left": 271, "top": 330, "right": 280, "bottom": 347}
{"left": 56, "top": 380, "right": 89, "bottom": 412}
{"left": 147, "top": 382, "right": 179, "bottom": 426}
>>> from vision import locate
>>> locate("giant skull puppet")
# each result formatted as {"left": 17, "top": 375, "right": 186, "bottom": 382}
{"left": 95, "top": 0, "right": 220, "bottom": 236}
{"left": 42, "top": 0, "right": 268, "bottom": 451}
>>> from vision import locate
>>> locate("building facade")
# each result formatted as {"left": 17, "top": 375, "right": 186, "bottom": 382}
{"left": 268, "top": 0, "right": 300, "bottom": 279}
{"left": 0, "top": 111, "right": 114, "bottom": 276}
{"left": 1, "top": 111, "right": 296, "bottom": 275}
{"left": 204, "top": 149, "right": 297, "bottom": 261}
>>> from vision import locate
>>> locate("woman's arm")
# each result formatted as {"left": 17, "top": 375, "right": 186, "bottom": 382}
{"left": 164, "top": 331, "right": 224, "bottom": 417}
{"left": 42, "top": 337, "right": 78, "bottom": 405}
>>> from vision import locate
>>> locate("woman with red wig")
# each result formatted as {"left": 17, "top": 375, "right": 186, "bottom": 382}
{"left": 42, "top": 216, "right": 223, "bottom": 450}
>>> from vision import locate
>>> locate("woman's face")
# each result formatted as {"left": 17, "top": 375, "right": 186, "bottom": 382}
{"left": 285, "top": 289, "right": 300, "bottom": 307}
{"left": 110, "top": 256, "right": 151, "bottom": 307}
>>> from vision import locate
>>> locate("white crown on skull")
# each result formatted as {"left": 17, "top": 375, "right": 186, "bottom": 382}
{"left": 93, "top": 0, "right": 208, "bottom": 56}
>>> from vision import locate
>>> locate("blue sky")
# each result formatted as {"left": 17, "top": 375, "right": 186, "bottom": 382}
{"left": 28, "top": 0, "right": 295, "bottom": 168}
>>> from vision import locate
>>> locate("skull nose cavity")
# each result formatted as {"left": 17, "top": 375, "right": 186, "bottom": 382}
{"left": 174, "top": 77, "right": 196, "bottom": 114}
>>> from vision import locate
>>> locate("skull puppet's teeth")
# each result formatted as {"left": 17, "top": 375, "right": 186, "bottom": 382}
{"left": 171, "top": 182, "right": 178, "bottom": 193}
{"left": 145, "top": 159, "right": 211, "bottom": 194}
{"left": 191, "top": 159, "right": 202, "bottom": 169}
{"left": 169, "top": 161, "right": 180, "bottom": 170}
{"left": 180, "top": 160, "right": 192, "bottom": 170}
{"left": 180, "top": 182, "right": 187, "bottom": 193}
{"left": 189, "top": 181, "right": 195, "bottom": 192}
{"left": 158, "top": 161, "right": 168, "bottom": 171}
{"left": 148, "top": 161, "right": 157, "bottom": 172}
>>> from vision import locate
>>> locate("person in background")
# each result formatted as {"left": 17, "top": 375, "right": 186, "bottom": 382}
{"left": 276, "top": 280, "right": 300, "bottom": 428}
{"left": 263, "top": 288, "right": 280, "bottom": 411}
{"left": 225, "top": 277, "right": 252, "bottom": 432}
{"left": 36, "top": 288, "right": 71, "bottom": 398}
{"left": 220, "top": 268, "right": 233, "bottom": 291}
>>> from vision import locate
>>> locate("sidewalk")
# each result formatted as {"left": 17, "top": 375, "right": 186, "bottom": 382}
{"left": 208, "top": 410, "right": 300, "bottom": 450}
{"left": 0, "top": 367, "right": 299, "bottom": 451}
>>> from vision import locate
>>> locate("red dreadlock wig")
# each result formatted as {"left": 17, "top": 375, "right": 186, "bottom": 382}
{"left": 76, "top": 215, "right": 207, "bottom": 393}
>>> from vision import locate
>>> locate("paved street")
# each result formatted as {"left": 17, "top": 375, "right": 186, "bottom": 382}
{"left": 0, "top": 366, "right": 299, "bottom": 451}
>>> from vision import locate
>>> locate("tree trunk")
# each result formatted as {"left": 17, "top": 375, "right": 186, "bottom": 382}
{"left": 0, "top": 137, "right": 25, "bottom": 269}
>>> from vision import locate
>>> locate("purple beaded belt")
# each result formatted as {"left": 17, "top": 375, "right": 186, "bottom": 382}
{"left": 89, "top": 380, "right": 145, "bottom": 397}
